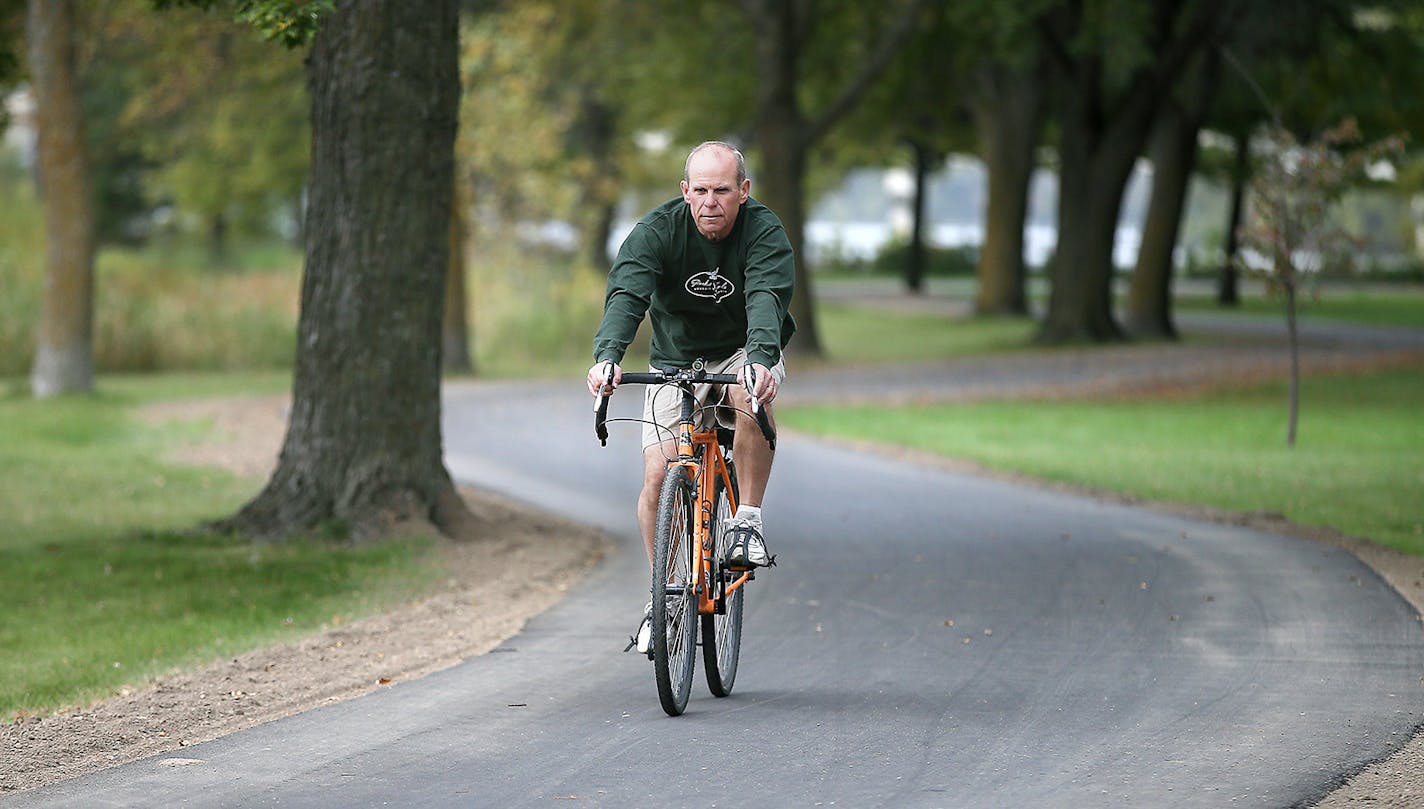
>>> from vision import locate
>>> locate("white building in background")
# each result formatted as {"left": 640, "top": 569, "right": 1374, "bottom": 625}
{"left": 2, "top": 88, "right": 35, "bottom": 166}
{"left": 803, "top": 157, "right": 1152, "bottom": 271}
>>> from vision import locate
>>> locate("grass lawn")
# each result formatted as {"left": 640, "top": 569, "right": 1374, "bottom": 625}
{"left": 780, "top": 365, "right": 1424, "bottom": 555}
{"left": 0, "top": 373, "right": 442, "bottom": 718}
{"left": 816, "top": 302, "right": 1037, "bottom": 363}
{"left": 1175, "top": 287, "right": 1424, "bottom": 329}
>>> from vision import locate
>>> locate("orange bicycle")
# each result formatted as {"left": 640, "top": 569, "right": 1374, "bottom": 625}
{"left": 594, "top": 359, "right": 777, "bottom": 716}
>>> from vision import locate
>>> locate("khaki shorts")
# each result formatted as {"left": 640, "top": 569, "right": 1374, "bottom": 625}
{"left": 640, "top": 349, "right": 786, "bottom": 448}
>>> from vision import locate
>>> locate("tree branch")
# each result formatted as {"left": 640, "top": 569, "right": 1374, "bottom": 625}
{"left": 803, "top": 0, "right": 929, "bottom": 147}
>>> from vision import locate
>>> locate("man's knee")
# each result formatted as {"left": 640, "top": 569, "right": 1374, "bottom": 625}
{"left": 641, "top": 450, "right": 670, "bottom": 493}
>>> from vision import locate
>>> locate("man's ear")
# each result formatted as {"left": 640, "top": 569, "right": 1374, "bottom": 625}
{"left": 740, "top": 179, "right": 751, "bottom": 202}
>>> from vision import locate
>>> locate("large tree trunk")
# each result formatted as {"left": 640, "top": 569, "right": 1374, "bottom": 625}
{"left": 229, "top": 0, "right": 468, "bottom": 541}
{"left": 746, "top": 0, "right": 820, "bottom": 357}
{"left": 1128, "top": 51, "right": 1218, "bottom": 339}
{"left": 969, "top": 62, "right": 1043, "bottom": 316}
{"left": 1039, "top": 84, "right": 1145, "bottom": 342}
{"left": 1037, "top": 0, "right": 1228, "bottom": 344}
{"left": 27, "top": 0, "right": 95, "bottom": 398}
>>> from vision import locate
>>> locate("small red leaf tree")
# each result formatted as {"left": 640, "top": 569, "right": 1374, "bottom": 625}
{"left": 1236, "top": 119, "right": 1403, "bottom": 447}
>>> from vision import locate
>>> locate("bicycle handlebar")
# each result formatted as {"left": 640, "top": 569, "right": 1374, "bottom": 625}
{"left": 593, "top": 366, "right": 777, "bottom": 451}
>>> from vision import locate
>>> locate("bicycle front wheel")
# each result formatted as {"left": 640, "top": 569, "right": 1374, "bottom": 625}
{"left": 702, "top": 458, "right": 743, "bottom": 697}
{"left": 652, "top": 465, "right": 697, "bottom": 716}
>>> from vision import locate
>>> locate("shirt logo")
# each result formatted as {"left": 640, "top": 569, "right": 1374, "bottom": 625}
{"left": 686, "top": 267, "right": 736, "bottom": 303}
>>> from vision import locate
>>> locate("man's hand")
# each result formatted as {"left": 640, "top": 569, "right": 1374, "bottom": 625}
{"left": 739, "top": 362, "right": 777, "bottom": 405}
{"left": 587, "top": 361, "right": 622, "bottom": 397}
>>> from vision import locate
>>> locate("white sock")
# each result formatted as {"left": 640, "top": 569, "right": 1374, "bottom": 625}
{"left": 734, "top": 505, "right": 762, "bottom": 526}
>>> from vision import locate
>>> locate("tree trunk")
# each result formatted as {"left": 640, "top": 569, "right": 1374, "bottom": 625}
{"left": 754, "top": 111, "right": 816, "bottom": 356}
{"left": 905, "top": 140, "right": 931, "bottom": 295}
{"left": 27, "top": 0, "right": 95, "bottom": 398}
{"left": 573, "top": 87, "right": 619, "bottom": 272}
{"left": 969, "top": 62, "right": 1042, "bottom": 317}
{"left": 209, "top": 213, "right": 229, "bottom": 269}
{"left": 1037, "top": 1, "right": 1228, "bottom": 344}
{"left": 443, "top": 184, "right": 474, "bottom": 374}
{"left": 1127, "top": 115, "right": 1193, "bottom": 340}
{"left": 1128, "top": 51, "right": 1218, "bottom": 340}
{"left": 228, "top": 0, "right": 469, "bottom": 542}
{"left": 1038, "top": 79, "right": 1145, "bottom": 343}
{"left": 747, "top": 0, "right": 820, "bottom": 357}
{"left": 1217, "top": 130, "right": 1249, "bottom": 307}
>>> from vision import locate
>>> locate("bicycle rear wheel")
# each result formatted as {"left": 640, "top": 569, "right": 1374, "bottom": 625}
{"left": 652, "top": 465, "right": 697, "bottom": 716}
{"left": 702, "top": 458, "right": 743, "bottom": 697}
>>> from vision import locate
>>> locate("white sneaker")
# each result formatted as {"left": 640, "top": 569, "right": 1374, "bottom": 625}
{"left": 633, "top": 601, "right": 653, "bottom": 655}
{"left": 725, "top": 520, "right": 772, "bottom": 568}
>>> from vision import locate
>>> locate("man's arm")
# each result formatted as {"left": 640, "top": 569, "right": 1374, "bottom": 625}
{"left": 592, "top": 223, "right": 662, "bottom": 365}
{"left": 741, "top": 221, "right": 795, "bottom": 369}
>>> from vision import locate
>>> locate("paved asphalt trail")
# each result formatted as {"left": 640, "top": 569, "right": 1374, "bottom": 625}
{"left": 14, "top": 321, "right": 1424, "bottom": 808}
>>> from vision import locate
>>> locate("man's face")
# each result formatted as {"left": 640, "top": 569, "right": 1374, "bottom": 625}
{"left": 681, "top": 148, "right": 750, "bottom": 241}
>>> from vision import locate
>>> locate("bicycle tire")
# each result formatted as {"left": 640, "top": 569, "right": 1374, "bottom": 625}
{"left": 702, "top": 458, "right": 743, "bottom": 697}
{"left": 652, "top": 465, "right": 697, "bottom": 716}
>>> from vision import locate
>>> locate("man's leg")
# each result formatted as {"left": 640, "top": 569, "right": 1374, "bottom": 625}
{"left": 638, "top": 440, "right": 677, "bottom": 568}
{"left": 728, "top": 385, "right": 775, "bottom": 507}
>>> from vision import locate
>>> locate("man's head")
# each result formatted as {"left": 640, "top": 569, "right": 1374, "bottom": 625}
{"left": 681, "top": 141, "right": 750, "bottom": 242}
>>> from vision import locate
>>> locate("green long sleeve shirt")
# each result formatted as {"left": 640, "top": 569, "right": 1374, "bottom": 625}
{"left": 593, "top": 196, "right": 796, "bottom": 370}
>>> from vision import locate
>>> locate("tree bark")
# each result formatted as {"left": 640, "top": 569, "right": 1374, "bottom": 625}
{"left": 27, "top": 0, "right": 95, "bottom": 398}
{"left": 443, "top": 184, "right": 474, "bottom": 374}
{"left": 905, "top": 139, "right": 931, "bottom": 295}
{"left": 573, "top": 87, "right": 620, "bottom": 272}
{"left": 1037, "top": 0, "right": 1229, "bottom": 344}
{"left": 229, "top": 0, "right": 469, "bottom": 541}
{"left": 1217, "top": 129, "right": 1249, "bottom": 307}
{"left": 1127, "top": 51, "right": 1218, "bottom": 339}
{"left": 968, "top": 62, "right": 1043, "bottom": 317}
{"left": 746, "top": 0, "right": 819, "bottom": 357}
{"left": 1039, "top": 76, "right": 1144, "bottom": 342}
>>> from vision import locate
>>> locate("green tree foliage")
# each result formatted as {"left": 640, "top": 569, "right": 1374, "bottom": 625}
{"left": 458, "top": 0, "right": 646, "bottom": 268}
{"left": 82, "top": 2, "right": 309, "bottom": 256}
{"left": 126, "top": 6, "right": 308, "bottom": 259}
{"left": 153, "top": 0, "right": 332, "bottom": 47}
{"left": 1199, "top": 1, "right": 1424, "bottom": 301}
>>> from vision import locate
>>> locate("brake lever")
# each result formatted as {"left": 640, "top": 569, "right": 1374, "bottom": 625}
{"left": 743, "top": 366, "right": 777, "bottom": 452}
{"left": 594, "top": 363, "right": 614, "bottom": 446}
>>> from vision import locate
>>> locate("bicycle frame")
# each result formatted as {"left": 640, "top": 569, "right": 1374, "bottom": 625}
{"left": 664, "top": 387, "right": 754, "bottom": 616}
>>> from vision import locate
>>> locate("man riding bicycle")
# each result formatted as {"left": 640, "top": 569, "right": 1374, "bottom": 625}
{"left": 585, "top": 141, "right": 795, "bottom": 654}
